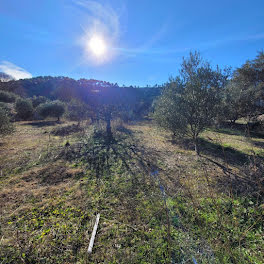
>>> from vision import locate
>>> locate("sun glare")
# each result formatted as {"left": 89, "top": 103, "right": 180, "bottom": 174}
{"left": 88, "top": 35, "right": 106, "bottom": 57}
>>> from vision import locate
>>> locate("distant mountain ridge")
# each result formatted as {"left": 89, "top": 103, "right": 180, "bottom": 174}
{"left": 0, "top": 76, "right": 162, "bottom": 115}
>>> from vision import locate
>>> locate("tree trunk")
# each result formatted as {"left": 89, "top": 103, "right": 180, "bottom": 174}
{"left": 106, "top": 118, "right": 112, "bottom": 143}
{"left": 230, "top": 119, "right": 236, "bottom": 125}
{"left": 194, "top": 136, "right": 200, "bottom": 155}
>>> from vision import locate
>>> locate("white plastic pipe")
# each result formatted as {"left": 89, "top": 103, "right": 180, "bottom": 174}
{"left": 88, "top": 213, "right": 100, "bottom": 254}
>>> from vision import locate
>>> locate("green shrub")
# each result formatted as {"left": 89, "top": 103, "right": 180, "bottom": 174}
{"left": 0, "top": 90, "right": 18, "bottom": 103}
{"left": 36, "top": 100, "right": 65, "bottom": 121}
{"left": 0, "top": 107, "right": 14, "bottom": 135}
{"left": 15, "top": 98, "right": 33, "bottom": 120}
{"left": 0, "top": 102, "right": 11, "bottom": 115}
{"left": 31, "top": 96, "right": 48, "bottom": 108}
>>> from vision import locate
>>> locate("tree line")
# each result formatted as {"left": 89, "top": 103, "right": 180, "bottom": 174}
{"left": 0, "top": 84, "right": 159, "bottom": 139}
{"left": 0, "top": 50, "right": 263, "bottom": 149}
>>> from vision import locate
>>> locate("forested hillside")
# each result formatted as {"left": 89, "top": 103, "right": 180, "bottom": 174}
{"left": 0, "top": 76, "right": 161, "bottom": 105}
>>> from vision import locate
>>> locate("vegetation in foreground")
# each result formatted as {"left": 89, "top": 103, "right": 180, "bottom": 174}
{"left": 0, "top": 51, "right": 263, "bottom": 263}
{"left": 0, "top": 118, "right": 263, "bottom": 263}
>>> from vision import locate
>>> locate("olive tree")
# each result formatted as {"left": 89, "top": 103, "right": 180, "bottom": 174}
{"left": 89, "top": 87, "right": 138, "bottom": 143}
{"left": 154, "top": 51, "right": 229, "bottom": 155}
{"left": 36, "top": 100, "right": 65, "bottom": 121}
{"left": 222, "top": 80, "right": 260, "bottom": 124}
{"left": 15, "top": 98, "right": 33, "bottom": 120}
{"left": 222, "top": 52, "right": 264, "bottom": 123}
{"left": 66, "top": 99, "right": 90, "bottom": 126}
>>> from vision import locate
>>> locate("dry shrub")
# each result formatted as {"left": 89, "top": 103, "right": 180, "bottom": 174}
{"left": 240, "top": 156, "right": 264, "bottom": 202}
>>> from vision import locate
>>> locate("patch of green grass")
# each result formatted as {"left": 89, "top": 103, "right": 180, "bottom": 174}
{"left": 173, "top": 195, "right": 264, "bottom": 264}
{"left": 202, "top": 127, "right": 264, "bottom": 159}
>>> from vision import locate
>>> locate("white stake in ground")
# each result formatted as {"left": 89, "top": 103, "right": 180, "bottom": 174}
{"left": 88, "top": 213, "right": 100, "bottom": 254}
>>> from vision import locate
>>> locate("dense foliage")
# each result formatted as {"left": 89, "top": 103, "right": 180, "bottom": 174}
{"left": 0, "top": 90, "right": 18, "bottom": 103}
{"left": 0, "top": 106, "right": 13, "bottom": 135}
{"left": 154, "top": 51, "right": 230, "bottom": 154}
{"left": 223, "top": 51, "right": 264, "bottom": 122}
{"left": 15, "top": 98, "right": 33, "bottom": 120}
{"left": 36, "top": 100, "right": 65, "bottom": 121}
{"left": 31, "top": 95, "right": 48, "bottom": 108}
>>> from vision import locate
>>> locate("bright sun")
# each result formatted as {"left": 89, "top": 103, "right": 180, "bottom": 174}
{"left": 88, "top": 35, "right": 106, "bottom": 57}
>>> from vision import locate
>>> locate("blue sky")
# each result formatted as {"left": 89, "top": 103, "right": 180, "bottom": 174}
{"left": 0, "top": 0, "right": 264, "bottom": 86}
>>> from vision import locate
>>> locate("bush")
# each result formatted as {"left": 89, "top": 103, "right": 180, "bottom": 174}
{"left": 36, "top": 100, "right": 65, "bottom": 121}
{"left": 0, "top": 102, "right": 11, "bottom": 115}
{"left": 0, "top": 107, "right": 14, "bottom": 135}
{"left": 15, "top": 98, "right": 34, "bottom": 120}
{"left": 0, "top": 90, "right": 18, "bottom": 103}
{"left": 31, "top": 96, "right": 48, "bottom": 108}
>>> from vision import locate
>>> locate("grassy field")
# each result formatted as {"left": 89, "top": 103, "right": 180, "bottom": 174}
{"left": 0, "top": 120, "right": 263, "bottom": 263}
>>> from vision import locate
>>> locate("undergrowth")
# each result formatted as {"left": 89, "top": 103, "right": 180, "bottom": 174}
{"left": 0, "top": 121, "right": 263, "bottom": 263}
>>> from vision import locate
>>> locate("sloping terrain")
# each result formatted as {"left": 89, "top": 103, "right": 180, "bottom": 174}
{"left": 0, "top": 121, "right": 263, "bottom": 263}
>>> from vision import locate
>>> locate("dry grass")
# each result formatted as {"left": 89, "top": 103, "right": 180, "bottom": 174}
{"left": 0, "top": 120, "right": 263, "bottom": 263}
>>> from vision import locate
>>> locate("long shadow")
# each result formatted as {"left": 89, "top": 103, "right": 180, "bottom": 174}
{"left": 212, "top": 156, "right": 264, "bottom": 203}
{"left": 199, "top": 138, "right": 249, "bottom": 166}
{"left": 169, "top": 137, "right": 249, "bottom": 167}
{"left": 22, "top": 164, "right": 82, "bottom": 186}
{"left": 21, "top": 120, "right": 60, "bottom": 127}
{"left": 115, "top": 126, "right": 133, "bottom": 135}
{"left": 65, "top": 128, "right": 161, "bottom": 186}
{"left": 251, "top": 140, "right": 264, "bottom": 149}
{"left": 211, "top": 122, "right": 264, "bottom": 139}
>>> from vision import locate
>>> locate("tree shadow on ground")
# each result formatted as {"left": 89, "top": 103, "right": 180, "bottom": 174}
{"left": 212, "top": 156, "right": 264, "bottom": 203}
{"left": 62, "top": 128, "right": 166, "bottom": 227}
{"left": 199, "top": 138, "right": 249, "bottom": 166}
{"left": 115, "top": 126, "right": 133, "bottom": 135}
{"left": 21, "top": 164, "right": 84, "bottom": 185}
{"left": 251, "top": 140, "right": 264, "bottom": 149}
{"left": 169, "top": 137, "right": 249, "bottom": 167}
{"left": 21, "top": 120, "right": 60, "bottom": 127}
{"left": 50, "top": 124, "right": 83, "bottom": 136}
{"left": 212, "top": 122, "right": 264, "bottom": 139}
{"left": 64, "top": 128, "right": 161, "bottom": 185}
